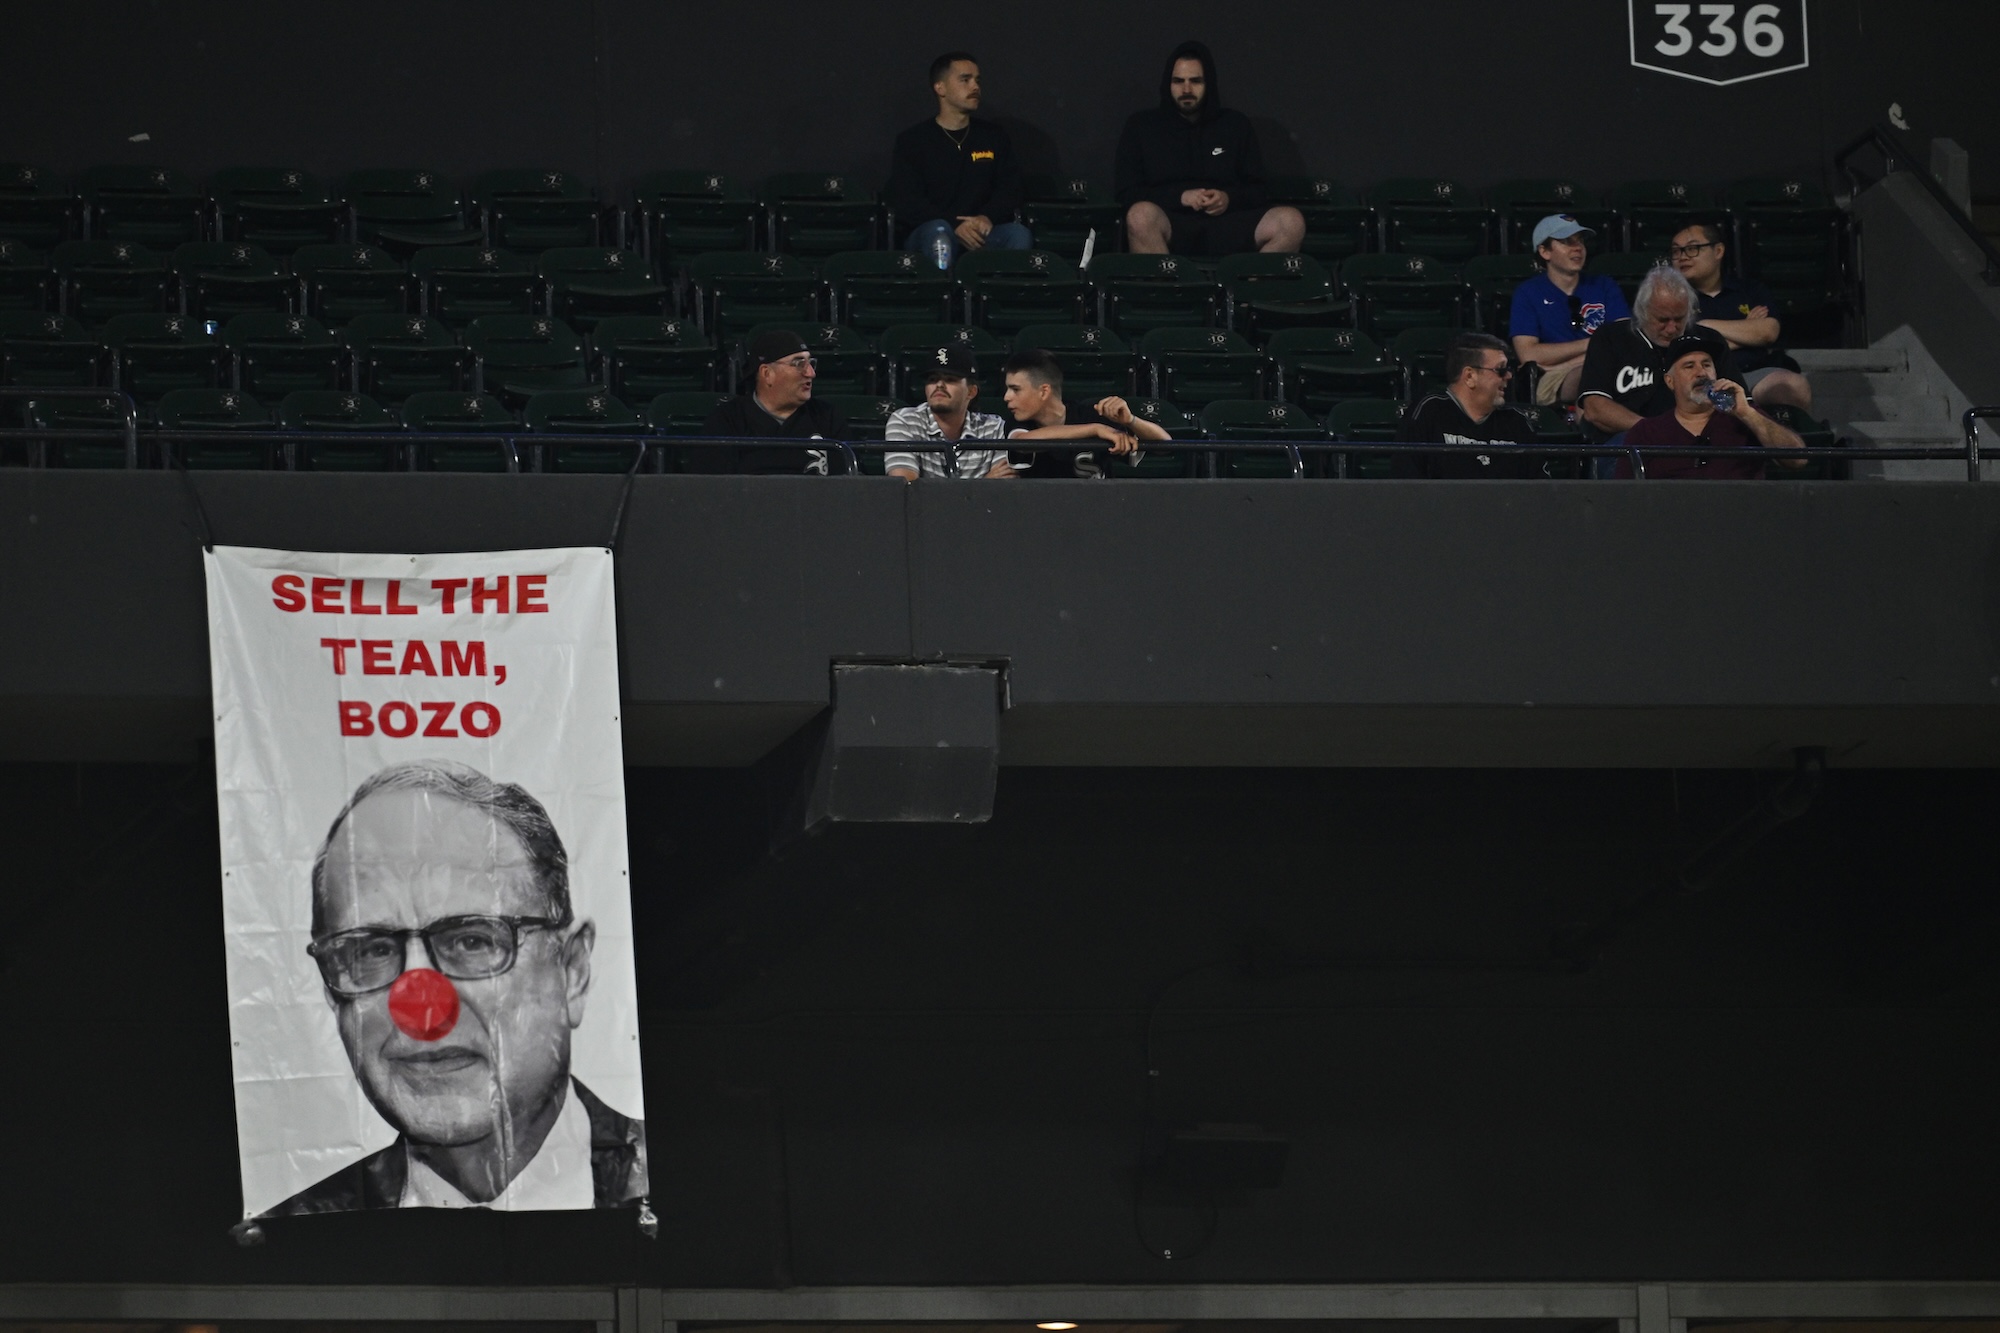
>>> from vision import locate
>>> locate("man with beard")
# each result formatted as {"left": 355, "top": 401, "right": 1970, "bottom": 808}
{"left": 1614, "top": 333, "right": 1804, "bottom": 479}
{"left": 886, "top": 52, "right": 1031, "bottom": 269}
{"left": 884, "top": 343, "right": 1014, "bottom": 479}
{"left": 1115, "top": 40, "right": 1305, "bottom": 257}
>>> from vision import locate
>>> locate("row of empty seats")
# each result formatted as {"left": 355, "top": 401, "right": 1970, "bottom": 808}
{"left": 3, "top": 385, "right": 1839, "bottom": 482}
{"left": 0, "top": 309, "right": 1643, "bottom": 414}
{"left": 0, "top": 163, "right": 1851, "bottom": 306}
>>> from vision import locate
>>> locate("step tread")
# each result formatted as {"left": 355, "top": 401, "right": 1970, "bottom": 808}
{"left": 1792, "top": 348, "right": 1909, "bottom": 372}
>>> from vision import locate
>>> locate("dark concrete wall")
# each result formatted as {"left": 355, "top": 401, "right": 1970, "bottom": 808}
{"left": 4, "top": 472, "right": 2000, "bottom": 767}
{"left": 0, "top": 761, "right": 1996, "bottom": 1286}
{"left": 3, "top": 1, "right": 1998, "bottom": 195}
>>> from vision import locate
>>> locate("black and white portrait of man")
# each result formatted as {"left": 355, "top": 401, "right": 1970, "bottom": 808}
{"left": 263, "top": 759, "right": 647, "bottom": 1214}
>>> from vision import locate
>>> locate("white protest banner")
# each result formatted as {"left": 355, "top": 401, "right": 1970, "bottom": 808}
{"left": 205, "top": 546, "right": 646, "bottom": 1218}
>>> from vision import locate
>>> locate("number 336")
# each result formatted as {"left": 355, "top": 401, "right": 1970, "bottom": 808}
{"left": 1655, "top": 3, "right": 1787, "bottom": 57}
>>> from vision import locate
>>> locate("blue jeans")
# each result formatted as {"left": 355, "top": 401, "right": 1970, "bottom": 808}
{"left": 1593, "top": 431, "right": 1627, "bottom": 480}
{"left": 906, "top": 218, "right": 1034, "bottom": 268}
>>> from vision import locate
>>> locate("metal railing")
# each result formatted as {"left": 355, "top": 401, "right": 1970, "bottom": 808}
{"left": 1836, "top": 122, "right": 2000, "bottom": 286}
{"left": 5, "top": 422, "right": 1993, "bottom": 480}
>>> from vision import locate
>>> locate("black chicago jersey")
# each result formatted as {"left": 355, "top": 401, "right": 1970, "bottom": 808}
{"left": 1577, "top": 320, "right": 1736, "bottom": 440}
{"left": 1394, "top": 392, "right": 1542, "bottom": 478}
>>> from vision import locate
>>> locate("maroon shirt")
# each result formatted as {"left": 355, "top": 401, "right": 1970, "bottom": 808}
{"left": 1615, "top": 405, "right": 1769, "bottom": 480}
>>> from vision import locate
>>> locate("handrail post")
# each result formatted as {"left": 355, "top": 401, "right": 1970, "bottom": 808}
{"left": 1285, "top": 444, "right": 1304, "bottom": 480}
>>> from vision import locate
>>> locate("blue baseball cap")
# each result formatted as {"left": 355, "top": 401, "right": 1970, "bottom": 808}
{"left": 1531, "top": 214, "right": 1595, "bottom": 248}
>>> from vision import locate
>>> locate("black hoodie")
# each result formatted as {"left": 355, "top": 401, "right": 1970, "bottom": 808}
{"left": 1113, "top": 40, "right": 1267, "bottom": 215}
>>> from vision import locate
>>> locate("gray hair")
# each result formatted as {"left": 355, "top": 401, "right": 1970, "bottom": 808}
{"left": 309, "top": 759, "right": 571, "bottom": 936}
{"left": 1632, "top": 263, "right": 1701, "bottom": 324}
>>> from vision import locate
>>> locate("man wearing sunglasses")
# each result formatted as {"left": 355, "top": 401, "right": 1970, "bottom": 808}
{"left": 1669, "top": 220, "right": 1813, "bottom": 413}
{"left": 695, "top": 328, "right": 849, "bottom": 474}
{"left": 1509, "top": 215, "right": 1631, "bottom": 408}
{"left": 264, "top": 761, "right": 646, "bottom": 1214}
{"left": 1395, "top": 332, "right": 1544, "bottom": 478}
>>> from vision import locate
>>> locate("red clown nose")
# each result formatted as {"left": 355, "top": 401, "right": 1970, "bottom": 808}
{"left": 387, "top": 968, "right": 460, "bottom": 1041}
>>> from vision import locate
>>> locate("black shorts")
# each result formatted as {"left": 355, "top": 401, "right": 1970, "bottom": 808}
{"left": 1167, "top": 208, "right": 1264, "bottom": 257}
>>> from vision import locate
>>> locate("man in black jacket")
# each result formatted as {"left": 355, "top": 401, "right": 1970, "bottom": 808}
{"left": 696, "top": 329, "right": 848, "bottom": 475}
{"left": 1115, "top": 41, "right": 1304, "bottom": 257}
{"left": 885, "top": 52, "right": 1031, "bottom": 268}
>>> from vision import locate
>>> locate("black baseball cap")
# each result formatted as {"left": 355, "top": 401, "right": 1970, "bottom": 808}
{"left": 1664, "top": 330, "right": 1726, "bottom": 368}
{"left": 748, "top": 328, "right": 811, "bottom": 367}
{"left": 920, "top": 343, "right": 975, "bottom": 379}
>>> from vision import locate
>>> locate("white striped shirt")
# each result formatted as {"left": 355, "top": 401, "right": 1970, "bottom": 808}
{"left": 884, "top": 404, "right": 1012, "bottom": 479}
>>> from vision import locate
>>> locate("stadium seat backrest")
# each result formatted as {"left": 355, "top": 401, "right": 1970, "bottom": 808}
{"left": 688, "top": 251, "right": 816, "bottom": 281}
{"left": 1140, "top": 327, "right": 1257, "bottom": 357}
{"left": 1266, "top": 327, "right": 1385, "bottom": 363}
{"left": 1201, "top": 397, "right": 1322, "bottom": 438}
{"left": 53, "top": 240, "right": 165, "bottom": 273}
{"left": 171, "top": 242, "right": 281, "bottom": 276}
{"left": 1368, "top": 178, "right": 1475, "bottom": 207}
{"left": 634, "top": 170, "right": 735, "bottom": 200}
{"left": 955, "top": 249, "right": 1080, "bottom": 282}
{"left": 401, "top": 391, "right": 515, "bottom": 429}
{"left": 102, "top": 312, "right": 213, "bottom": 346}
{"left": 593, "top": 315, "right": 703, "bottom": 350}
{"left": 294, "top": 243, "right": 402, "bottom": 274}
{"left": 1127, "top": 397, "right": 1201, "bottom": 437}
{"left": 1326, "top": 398, "right": 1404, "bottom": 438}
{"left": 464, "top": 315, "right": 585, "bottom": 358}
{"left": 223, "top": 312, "right": 335, "bottom": 347}
{"left": 1012, "top": 323, "right": 1131, "bottom": 354}
{"left": 340, "top": 312, "right": 456, "bottom": 349}
{"left": 523, "top": 388, "right": 642, "bottom": 430}
{"left": 278, "top": 390, "right": 398, "bottom": 430}
{"left": 537, "top": 247, "right": 661, "bottom": 280}
{"left": 0, "top": 310, "right": 88, "bottom": 342}
{"left": 410, "top": 246, "right": 532, "bottom": 275}
{"left": 155, "top": 387, "right": 272, "bottom": 428}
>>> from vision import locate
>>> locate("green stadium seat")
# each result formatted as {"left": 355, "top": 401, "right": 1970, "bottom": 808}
{"left": 23, "top": 391, "right": 140, "bottom": 468}
{"left": 591, "top": 314, "right": 716, "bottom": 399}
{"left": 1591, "top": 251, "right": 1664, "bottom": 304}
{"left": 1012, "top": 324, "right": 1140, "bottom": 401}
{"left": 523, "top": 388, "right": 648, "bottom": 473}
{"left": 956, "top": 249, "right": 1085, "bottom": 335}
{"left": 400, "top": 391, "right": 520, "bottom": 471}
{"left": 685, "top": 251, "right": 821, "bottom": 340}
{"left": 1219, "top": 252, "right": 1346, "bottom": 337}
{"left": 292, "top": 243, "right": 412, "bottom": 326}
{"left": 1462, "top": 252, "right": 1540, "bottom": 337}
{"left": 1019, "top": 175, "right": 1123, "bottom": 261}
{"left": 222, "top": 312, "right": 342, "bottom": 396}
{"left": 348, "top": 170, "right": 482, "bottom": 255}
{"left": 1488, "top": 180, "right": 1618, "bottom": 254}
{"left": 1101, "top": 396, "right": 1201, "bottom": 477}
{"left": 1518, "top": 403, "right": 1585, "bottom": 478}
{"left": 735, "top": 321, "right": 884, "bottom": 395}
{"left": 0, "top": 311, "right": 98, "bottom": 388}
{"left": 102, "top": 312, "right": 222, "bottom": 403}
{"left": 339, "top": 312, "right": 471, "bottom": 404}
{"left": 278, "top": 390, "right": 404, "bottom": 471}
{"left": 810, "top": 393, "right": 901, "bottom": 472}
{"left": 0, "top": 164, "right": 79, "bottom": 250}
{"left": 472, "top": 169, "right": 604, "bottom": 252}
{"left": 1265, "top": 327, "right": 1400, "bottom": 413}
{"left": 171, "top": 242, "right": 295, "bottom": 322}
{"left": 79, "top": 165, "right": 207, "bottom": 247}
{"left": 1719, "top": 177, "right": 1847, "bottom": 340}
{"left": 464, "top": 314, "right": 587, "bottom": 401}
{"left": 1758, "top": 401, "right": 1842, "bottom": 479}
{"left": 410, "top": 245, "right": 538, "bottom": 323}
{"left": 1325, "top": 397, "right": 1403, "bottom": 478}
{"left": 210, "top": 168, "right": 345, "bottom": 255}
{"left": 1340, "top": 252, "right": 1463, "bottom": 339}
{"left": 1388, "top": 325, "right": 1472, "bottom": 402}
{"left": 1201, "top": 397, "right": 1325, "bottom": 478}
{"left": 1368, "top": 178, "right": 1494, "bottom": 261}
{"left": 1087, "top": 252, "right": 1220, "bottom": 336}
{"left": 52, "top": 240, "right": 169, "bottom": 323}
{"left": 1139, "top": 327, "right": 1266, "bottom": 408}
{"left": 764, "top": 172, "right": 885, "bottom": 255}
{"left": 876, "top": 323, "right": 1006, "bottom": 403}
{"left": 633, "top": 170, "right": 762, "bottom": 260}
{"left": 0, "top": 240, "right": 54, "bottom": 312}
{"left": 1263, "top": 177, "right": 1373, "bottom": 266}
{"left": 538, "top": 246, "right": 672, "bottom": 331}
{"left": 1608, "top": 180, "right": 1717, "bottom": 255}
{"left": 821, "top": 249, "right": 953, "bottom": 334}
{"left": 154, "top": 388, "right": 276, "bottom": 469}
{"left": 645, "top": 389, "right": 734, "bottom": 434}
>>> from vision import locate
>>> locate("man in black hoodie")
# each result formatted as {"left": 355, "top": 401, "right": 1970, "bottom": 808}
{"left": 1114, "top": 41, "right": 1305, "bottom": 257}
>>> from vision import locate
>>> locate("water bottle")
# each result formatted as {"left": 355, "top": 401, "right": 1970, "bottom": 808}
{"left": 932, "top": 229, "right": 953, "bottom": 272}
{"left": 1704, "top": 381, "right": 1736, "bottom": 411}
